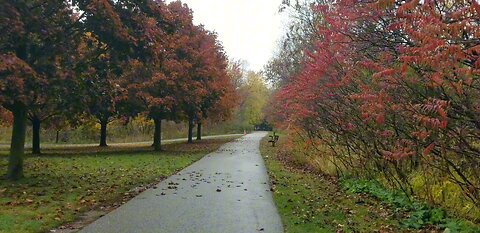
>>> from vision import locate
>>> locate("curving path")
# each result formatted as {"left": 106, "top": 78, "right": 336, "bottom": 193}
{"left": 79, "top": 132, "right": 283, "bottom": 233}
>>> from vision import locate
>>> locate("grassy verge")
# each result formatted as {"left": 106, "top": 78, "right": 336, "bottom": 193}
{"left": 261, "top": 137, "right": 402, "bottom": 232}
{"left": 0, "top": 137, "right": 238, "bottom": 233}
{"left": 260, "top": 135, "right": 480, "bottom": 233}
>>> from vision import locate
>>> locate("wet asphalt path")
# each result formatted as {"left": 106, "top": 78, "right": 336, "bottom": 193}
{"left": 79, "top": 132, "right": 283, "bottom": 233}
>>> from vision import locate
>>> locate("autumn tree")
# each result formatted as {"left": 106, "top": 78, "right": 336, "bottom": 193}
{"left": 199, "top": 83, "right": 238, "bottom": 140}
{"left": 193, "top": 32, "right": 236, "bottom": 140}
{"left": 146, "top": 1, "right": 193, "bottom": 150}
{"left": 75, "top": 32, "right": 125, "bottom": 147}
{"left": 119, "top": 1, "right": 195, "bottom": 151}
{"left": 72, "top": 0, "right": 135, "bottom": 147}
{"left": 27, "top": 62, "right": 82, "bottom": 154}
{"left": 73, "top": 0, "right": 169, "bottom": 147}
{"left": 173, "top": 24, "right": 233, "bottom": 143}
{"left": 0, "top": 1, "right": 79, "bottom": 179}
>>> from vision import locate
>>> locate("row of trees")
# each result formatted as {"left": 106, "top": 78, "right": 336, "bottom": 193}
{"left": 0, "top": 0, "right": 237, "bottom": 180}
{"left": 268, "top": 0, "right": 480, "bottom": 210}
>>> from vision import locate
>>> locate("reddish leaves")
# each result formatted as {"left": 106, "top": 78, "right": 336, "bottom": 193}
{"left": 273, "top": 0, "right": 479, "bottom": 161}
{"left": 271, "top": 0, "right": 480, "bottom": 202}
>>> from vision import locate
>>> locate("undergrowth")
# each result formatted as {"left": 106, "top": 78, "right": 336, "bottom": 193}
{"left": 341, "top": 179, "right": 480, "bottom": 233}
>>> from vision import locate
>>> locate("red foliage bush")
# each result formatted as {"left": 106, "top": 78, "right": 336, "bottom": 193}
{"left": 272, "top": 0, "right": 480, "bottom": 205}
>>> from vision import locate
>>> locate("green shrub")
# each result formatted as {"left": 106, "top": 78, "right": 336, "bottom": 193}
{"left": 341, "top": 178, "right": 479, "bottom": 232}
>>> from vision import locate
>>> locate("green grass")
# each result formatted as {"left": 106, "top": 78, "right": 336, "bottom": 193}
{"left": 341, "top": 179, "right": 480, "bottom": 232}
{"left": 260, "top": 137, "right": 403, "bottom": 233}
{"left": 0, "top": 137, "right": 238, "bottom": 233}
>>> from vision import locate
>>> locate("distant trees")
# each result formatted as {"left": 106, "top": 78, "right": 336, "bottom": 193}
{"left": 240, "top": 72, "right": 269, "bottom": 127}
{"left": 217, "top": 61, "right": 272, "bottom": 131}
{"left": 0, "top": 0, "right": 237, "bottom": 179}
{"left": 170, "top": 23, "right": 237, "bottom": 143}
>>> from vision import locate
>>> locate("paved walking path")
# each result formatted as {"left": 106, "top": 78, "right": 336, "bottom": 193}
{"left": 79, "top": 132, "right": 283, "bottom": 233}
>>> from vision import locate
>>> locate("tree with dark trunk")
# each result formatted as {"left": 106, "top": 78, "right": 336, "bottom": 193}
{"left": 118, "top": 1, "right": 197, "bottom": 151}
{"left": 6, "top": 104, "right": 27, "bottom": 180}
{"left": 177, "top": 25, "right": 237, "bottom": 141}
{"left": 77, "top": 34, "right": 120, "bottom": 148}
{"left": 31, "top": 117, "right": 41, "bottom": 154}
{"left": 196, "top": 122, "right": 202, "bottom": 140}
{"left": 48, "top": 115, "right": 71, "bottom": 145}
{"left": 188, "top": 117, "right": 195, "bottom": 143}
{"left": 74, "top": 1, "right": 146, "bottom": 149}
{"left": 153, "top": 118, "right": 162, "bottom": 151}
{"left": 99, "top": 118, "right": 108, "bottom": 147}
{"left": 27, "top": 108, "right": 66, "bottom": 154}
{"left": 0, "top": 1, "right": 79, "bottom": 180}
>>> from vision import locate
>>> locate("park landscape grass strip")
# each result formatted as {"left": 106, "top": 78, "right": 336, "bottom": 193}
{"left": 261, "top": 137, "right": 402, "bottom": 233}
{"left": 0, "top": 137, "right": 238, "bottom": 233}
{"left": 260, "top": 136, "right": 480, "bottom": 233}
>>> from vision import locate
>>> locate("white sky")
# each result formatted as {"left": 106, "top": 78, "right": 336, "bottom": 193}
{"left": 169, "top": 0, "right": 288, "bottom": 71}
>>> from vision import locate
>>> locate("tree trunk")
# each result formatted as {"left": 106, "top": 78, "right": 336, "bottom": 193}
{"left": 153, "top": 118, "right": 162, "bottom": 151}
{"left": 188, "top": 117, "right": 194, "bottom": 143}
{"left": 99, "top": 119, "right": 108, "bottom": 147}
{"left": 31, "top": 117, "right": 41, "bottom": 154}
{"left": 196, "top": 123, "right": 202, "bottom": 140}
{"left": 7, "top": 105, "right": 27, "bottom": 180}
{"left": 55, "top": 130, "right": 60, "bottom": 144}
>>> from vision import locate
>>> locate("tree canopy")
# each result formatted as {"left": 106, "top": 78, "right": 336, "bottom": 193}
{"left": 0, "top": 0, "right": 237, "bottom": 180}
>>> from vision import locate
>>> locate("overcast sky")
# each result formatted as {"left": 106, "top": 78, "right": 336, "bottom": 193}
{"left": 169, "top": 0, "right": 288, "bottom": 71}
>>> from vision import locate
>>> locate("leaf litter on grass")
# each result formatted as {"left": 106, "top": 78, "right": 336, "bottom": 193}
{"left": 0, "top": 138, "right": 237, "bottom": 233}
{"left": 261, "top": 138, "right": 404, "bottom": 233}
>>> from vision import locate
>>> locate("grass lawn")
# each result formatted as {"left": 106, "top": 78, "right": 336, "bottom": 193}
{"left": 0, "top": 137, "right": 238, "bottom": 233}
{"left": 260, "top": 137, "right": 404, "bottom": 233}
